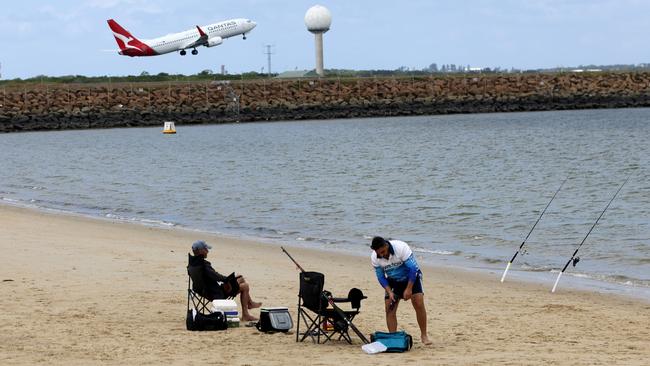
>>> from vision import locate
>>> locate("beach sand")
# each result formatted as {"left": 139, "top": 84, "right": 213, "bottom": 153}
{"left": 0, "top": 204, "right": 648, "bottom": 365}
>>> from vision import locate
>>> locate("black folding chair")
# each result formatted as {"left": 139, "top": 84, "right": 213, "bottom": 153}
{"left": 186, "top": 254, "right": 239, "bottom": 315}
{"left": 296, "top": 271, "right": 366, "bottom": 344}
{"left": 187, "top": 254, "right": 212, "bottom": 315}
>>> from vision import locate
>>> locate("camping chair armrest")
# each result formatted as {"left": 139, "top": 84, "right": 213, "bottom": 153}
{"left": 330, "top": 297, "right": 352, "bottom": 303}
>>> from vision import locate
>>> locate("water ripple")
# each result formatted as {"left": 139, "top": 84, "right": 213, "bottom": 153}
{"left": 0, "top": 109, "right": 649, "bottom": 290}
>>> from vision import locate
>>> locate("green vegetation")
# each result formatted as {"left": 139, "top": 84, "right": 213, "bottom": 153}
{"left": 0, "top": 70, "right": 276, "bottom": 86}
{"left": 3, "top": 62, "right": 650, "bottom": 86}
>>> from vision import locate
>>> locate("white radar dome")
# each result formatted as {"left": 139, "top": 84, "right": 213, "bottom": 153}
{"left": 304, "top": 5, "right": 332, "bottom": 33}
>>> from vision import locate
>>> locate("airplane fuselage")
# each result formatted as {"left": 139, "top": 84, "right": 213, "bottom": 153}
{"left": 145, "top": 19, "right": 255, "bottom": 55}
{"left": 108, "top": 18, "right": 256, "bottom": 57}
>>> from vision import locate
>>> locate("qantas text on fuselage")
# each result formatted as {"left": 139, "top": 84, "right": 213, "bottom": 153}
{"left": 107, "top": 18, "right": 256, "bottom": 57}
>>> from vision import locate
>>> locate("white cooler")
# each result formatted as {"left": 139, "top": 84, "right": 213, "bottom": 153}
{"left": 213, "top": 300, "right": 240, "bottom": 327}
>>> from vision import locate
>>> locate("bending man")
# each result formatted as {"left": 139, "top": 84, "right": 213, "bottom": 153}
{"left": 370, "top": 236, "right": 431, "bottom": 345}
{"left": 188, "top": 240, "right": 262, "bottom": 321}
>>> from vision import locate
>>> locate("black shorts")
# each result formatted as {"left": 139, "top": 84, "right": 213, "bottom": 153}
{"left": 384, "top": 274, "right": 424, "bottom": 300}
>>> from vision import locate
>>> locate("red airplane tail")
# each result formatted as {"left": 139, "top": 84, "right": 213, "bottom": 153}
{"left": 107, "top": 19, "right": 156, "bottom": 56}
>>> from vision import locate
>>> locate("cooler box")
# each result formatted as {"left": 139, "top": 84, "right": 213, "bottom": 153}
{"left": 213, "top": 300, "right": 239, "bottom": 328}
{"left": 227, "top": 317, "right": 241, "bottom": 328}
{"left": 212, "top": 300, "right": 238, "bottom": 315}
{"left": 258, "top": 307, "right": 293, "bottom": 332}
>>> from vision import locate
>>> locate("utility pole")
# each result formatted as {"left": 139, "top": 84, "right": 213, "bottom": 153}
{"left": 263, "top": 45, "right": 275, "bottom": 77}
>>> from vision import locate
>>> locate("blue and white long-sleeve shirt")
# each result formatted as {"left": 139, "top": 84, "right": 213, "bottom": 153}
{"left": 371, "top": 239, "right": 422, "bottom": 288}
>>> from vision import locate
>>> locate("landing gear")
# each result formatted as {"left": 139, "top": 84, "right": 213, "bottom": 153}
{"left": 243, "top": 33, "right": 247, "bottom": 40}
{"left": 180, "top": 50, "right": 186, "bottom": 56}
{"left": 191, "top": 49, "right": 198, "bottom": 55}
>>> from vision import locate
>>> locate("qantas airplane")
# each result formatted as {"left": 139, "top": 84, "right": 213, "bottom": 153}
{"left": 107, "top": 18, "right": 256, "bottom": 57}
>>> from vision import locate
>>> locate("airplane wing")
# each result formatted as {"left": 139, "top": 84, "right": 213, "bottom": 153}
{"left": 181, "top": 26, "right": 209, "bottom": 49}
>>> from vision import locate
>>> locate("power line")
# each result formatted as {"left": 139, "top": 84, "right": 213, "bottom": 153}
{"left": 263, "top": 45, "right": 275, "bottom": 76}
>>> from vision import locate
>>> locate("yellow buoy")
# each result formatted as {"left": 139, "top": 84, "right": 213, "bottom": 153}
{"left": 163, "top": 121, "right": 176, "bottom": 134}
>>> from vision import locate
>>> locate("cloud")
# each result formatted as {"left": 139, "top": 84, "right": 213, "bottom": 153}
{"left": 0, "top": 17, "right": 34, "bottom": 36}
{"left": 85, "top": 0, "right": 164, "bottom": 14}
{"left": 38, "top": 5, "right": 82, "bottom": 22}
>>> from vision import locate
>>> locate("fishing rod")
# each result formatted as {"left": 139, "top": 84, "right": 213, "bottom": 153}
{"left": 501, "top": 177, "right": 568, "bottom": 283}
{"left": 281, "top": 246, "right": 306, "bottom": 272}
{"left": 322, "top": 290, "right": 370, "bottom": 344}
{"left": 280, "top": 246, "right": 370, "bottom": 344}
{"left": 551, "top": 176, "right": 630, "bottom": 293}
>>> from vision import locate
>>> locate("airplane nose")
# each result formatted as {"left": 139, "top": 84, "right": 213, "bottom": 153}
{"left": 250, "top": 21, "right": 257, "bottom": 29}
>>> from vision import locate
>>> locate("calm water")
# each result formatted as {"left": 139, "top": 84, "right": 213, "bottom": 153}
{"left": 1, "top": 109, "right": 649, "bottom": 295}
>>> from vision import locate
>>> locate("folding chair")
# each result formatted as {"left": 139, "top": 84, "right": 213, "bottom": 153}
{"left": 186, "top": 254, "right": 238, "bottom": 315}
{"left": 187, "top": 254, "right": 213, "bottom": 315}
{"left": 296, "top": 271, "right": 366, "bottom": 344}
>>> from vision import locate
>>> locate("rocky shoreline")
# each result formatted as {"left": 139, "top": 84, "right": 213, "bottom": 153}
{"left": 2, "top": 72, "right": 650, "bottom": 132}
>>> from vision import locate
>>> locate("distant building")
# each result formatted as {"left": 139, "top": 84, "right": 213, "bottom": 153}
{"left": 275, "top": 70, "right": 311, "bottom": 79}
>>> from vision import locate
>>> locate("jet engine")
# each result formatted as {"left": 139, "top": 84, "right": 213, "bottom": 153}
{"left": 207, "top": 37, "right": 223, "bottom": 47}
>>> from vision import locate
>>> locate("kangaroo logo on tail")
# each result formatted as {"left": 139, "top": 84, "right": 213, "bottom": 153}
{"left": 107, "top": 19, "right": 157, "bottom": 57}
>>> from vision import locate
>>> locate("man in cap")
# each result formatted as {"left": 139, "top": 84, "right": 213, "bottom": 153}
{"left": 188, "top": 240, "right": 262, "bottom": 321}
{"left": 370, "top": 236, "right": 431, "bottom": 345}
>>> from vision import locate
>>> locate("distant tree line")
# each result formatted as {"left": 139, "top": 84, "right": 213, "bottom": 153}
{"left": 543, "top": 63, "right": 650, "bottom": 73}
{"left": 423, "top": 62, "right": 650, "bottom": 74}
{"left": 3, "top": 63, "right": 650, "bottom": 86}
{"left": 0, "top": 70, "right": 276, "bottom": 86}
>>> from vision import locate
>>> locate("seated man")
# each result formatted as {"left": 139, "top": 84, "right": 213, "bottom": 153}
{"left": 188, "top": 240, "right": 262, "bottom": 321}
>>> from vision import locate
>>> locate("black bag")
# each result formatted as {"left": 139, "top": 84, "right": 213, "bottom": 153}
{"left": 256, "top": 307, "right": 293, "bottom": 333}
{"left": 186, "top": 309, "right": 228, "bottom": 331}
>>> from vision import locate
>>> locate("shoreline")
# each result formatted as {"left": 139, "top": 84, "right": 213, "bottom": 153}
{"left": 1, "top": 203, "right": 650, "bottom": 364}
{"left": 2, "top": 198, "right": 648, "bottom": 303}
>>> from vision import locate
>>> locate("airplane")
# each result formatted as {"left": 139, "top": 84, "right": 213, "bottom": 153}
{"left": 107, "top": 18, "right": 256, "bottom": 57}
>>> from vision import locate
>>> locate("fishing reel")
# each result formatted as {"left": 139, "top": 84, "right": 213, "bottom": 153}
{"left": 572, "top": 256, "right": 580, "bottom": 267}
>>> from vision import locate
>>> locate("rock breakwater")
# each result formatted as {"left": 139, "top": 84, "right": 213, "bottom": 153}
{"left": 2, "top": 72, "right": 650, "bottom": 132}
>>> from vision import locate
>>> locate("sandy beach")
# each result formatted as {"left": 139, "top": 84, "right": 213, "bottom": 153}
{"left": 0, "top": 204, "right": 648, "bottom": 365}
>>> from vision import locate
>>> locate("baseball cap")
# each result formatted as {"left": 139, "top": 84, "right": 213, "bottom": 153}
{"left": 192, "top": 240, "right": 212, "bottom": 251}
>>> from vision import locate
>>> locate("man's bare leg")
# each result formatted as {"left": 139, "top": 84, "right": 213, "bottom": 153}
{"left": 248, "top": 299, "right": 262, "bottom": 309}
{"left": 238, "top": 282, "right": 258, "bottom": 321}
{"left": 411, "top": 293, "right": 432, "bottom": 345}
{"left": 385, "top": 298, "right": 399, "bottom": 332}
{"left": 237, "top": 277, "right": 262, "bottom": 309}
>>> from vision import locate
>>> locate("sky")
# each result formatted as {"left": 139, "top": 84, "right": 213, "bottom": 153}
{"left": 1, "top": 0, "right": 650, "bottom": 79}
